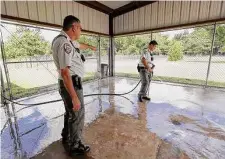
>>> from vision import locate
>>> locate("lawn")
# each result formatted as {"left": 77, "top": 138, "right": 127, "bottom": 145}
{"left": 3, "top": 72, "right": 98, "bottom": 99}
{"left": 115, "top": 72, "right": 225, "bottom": 88}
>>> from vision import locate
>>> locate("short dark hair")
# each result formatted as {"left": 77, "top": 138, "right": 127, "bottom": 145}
{"left": 63, "top": 15, "right": 80, "bottom": 31}
{"left": 149, "top": 40, "right": 158, "bottom": 45}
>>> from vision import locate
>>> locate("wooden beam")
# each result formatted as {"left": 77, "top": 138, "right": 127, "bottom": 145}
{"left": 76, "top": 1, "right": 114, "bottom": 14}
{"left": 112, "top": 1, "right": 157, "bottom": 17}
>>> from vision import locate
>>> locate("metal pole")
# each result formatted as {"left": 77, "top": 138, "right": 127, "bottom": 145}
{"left": 0, "top": 27, "right": 25, "bottom": 159}
{"left": 97, "top": 35, "right": 101, "bottom": 78}
{"left": 205, "top": 23, "right": 216, "bottom": 86}
{"left": 109, "top": 36, "right": 114, "bottom": 77}
{"left": 0, "top": 27, "right": 13, "bottom": 100}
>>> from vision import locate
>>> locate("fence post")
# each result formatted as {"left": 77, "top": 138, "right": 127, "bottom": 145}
{"left": 205, "top": 23, "right": 216, "bottom": 86}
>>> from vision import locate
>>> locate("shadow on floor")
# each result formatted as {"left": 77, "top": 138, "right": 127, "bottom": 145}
{"left": 1, "top": 108, "right": 49, "bottom": 158}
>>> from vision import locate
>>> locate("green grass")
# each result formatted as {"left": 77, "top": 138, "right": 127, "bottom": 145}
{"left": 4, "top": 83, "right": 40, "bottom": 99}
{"left": 4, "top": 71, "right": 224, "bottom": 100}
{"left": 4, "top": 73, "right": 98, "bottom": 99}
{"left": 115, "top": 72, "right": 225, "bottom": 88}
{"left": 186, "top": 61, "right": 225, "bottom": 64}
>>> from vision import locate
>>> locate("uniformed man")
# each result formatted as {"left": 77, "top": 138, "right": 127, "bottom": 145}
{"left": 137, "top": 40, "right": 158, "bottom": 102}
{"left": 52, "top": 15, "right": 96, "bottom": 156}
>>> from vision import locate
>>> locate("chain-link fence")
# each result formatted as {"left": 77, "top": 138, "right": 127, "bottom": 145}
{"left": 208, "top": 23, "right": 225, "bottom": 87}
{"left": 1, "top": 22, "right": 101, "bottom": 100}
{"left": 115, "top": 23, "right": 225, "bottom": 88}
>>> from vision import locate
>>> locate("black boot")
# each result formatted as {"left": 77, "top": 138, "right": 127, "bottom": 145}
{"left": 66, "top": 142, "right": 86, "bottom": 156}
{"left": 78, "top": 141, "right": 90, "bottom": 152}
{"left": 142, "top": 96, "right": 151, "bottom": 101}
{"left": 138, "top": 95, "right": 143, "bottom": 102}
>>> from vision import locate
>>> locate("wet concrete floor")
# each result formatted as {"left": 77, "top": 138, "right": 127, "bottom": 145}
{"left": 1, "top": 77, "right": 225, "bottom": 159}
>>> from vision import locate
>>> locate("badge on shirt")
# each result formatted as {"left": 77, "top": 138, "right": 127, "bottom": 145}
{"left": 64, "top": 43, "right": 72, "bottom": 54}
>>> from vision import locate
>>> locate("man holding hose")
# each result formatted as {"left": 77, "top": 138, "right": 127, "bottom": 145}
{"left": 137, "top": 40, "right": 158, "bottom": 102}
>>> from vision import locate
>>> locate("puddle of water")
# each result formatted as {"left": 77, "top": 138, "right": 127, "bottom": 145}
{"left": 145, "top": 102, "right": 225, "bottom": 159}
{"left": 1, "top": 77, "right": 225, "bottom": 159}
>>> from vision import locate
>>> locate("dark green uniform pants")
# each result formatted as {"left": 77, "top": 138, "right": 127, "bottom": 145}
{"left": 59, "top": 75, "right": 84, "bottom": 147}
{"left": 138, "top": 69, "right": 152, "bottom": 97}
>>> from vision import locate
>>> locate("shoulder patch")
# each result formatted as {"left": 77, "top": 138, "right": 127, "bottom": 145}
{"left": 64, "top": 43, "right": 72, "bottom": 54}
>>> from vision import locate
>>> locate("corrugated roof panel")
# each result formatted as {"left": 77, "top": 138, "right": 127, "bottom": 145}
{"left": 189, "top": 1, "right": 200, "bottom": 22}
{"left": 123, "top": 12, "right": 129, "bottom": 32}
{"left": 73, "top": 2, "right": 79, "bottom": 18}
{"left": 53, "top": 1, "right": 62, "bottom": 25}
{"left": 221, "top": 1, "right": 225, "bottom": 18}
{"left": 172, "top": 1, "right": 181, "bottom": 25}
{"left": 128, "top": 11, "right": 134, "bottom": 32}
{"left": 105, "top": 14, "right": 109, "bottom": 34}
{"left": 37, "top": 1, "right": 47, "bottom": 22}
{"left": 27, "top": 1, "right": 38, "bottom": 21}
{"left": 100, "top": 12, "right": 105, "bottom": 33}
{"left": 133, "top": 9, "right": 139, "bottom": 31}
{"left": 151, "top": 2, "right": 158, "bottom": 28}
{"left": 144, "top": 5, "right": 151, "bottom": 29}
{"left": 88, "top": 8, "right": 93, "bottom": 31}
{"left": 164, "top": 1, "right": 173, "bottom": 26}
{"left": 139, "top": 7, "right": 145, "bottom": 30}
{"left": 92, "top": 9, "right": 98, "bottom": 32}
{"left": 5, "top": 1, "right": 18, "bottom": 17}
{"left": 78, "top": 3, "right": 84, "bottom": 26}
{"left": 209, "top": 1, "right": 222, "bottom": 19}
{"left": 157, "top": 1, "right": 165, "bottom": 27}
{"left": 1, "top": 1, "right": 6, "bottom": 15}
{"left": 96, "top": 11, "right": 102, "bottom": 33}
{"left": 67, "top": 1, "right": 73, "bottom": 16}
{"left": 119, "top": 15, "right": 124, "bottom": 33}
{"left": 198, "top": 1, "right": 210, "bottom": 21}
{"left": 83, "top": 6, "right": 89, "bottom": 30}
{"left": 114, "top": 16, "right": 119, "bottom": 34}
{"left": 17, "top": 1, "right": 29, "bottom": 19}
{"left": 46, "top": 1, "right": 54, "bottom": 24}
{"left": 180, "top": 1, "right": 190, "bottom": 24}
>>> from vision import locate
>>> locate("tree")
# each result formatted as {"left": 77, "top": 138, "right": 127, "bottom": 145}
{"left": 168, "top": 41, "right": 183, "bottom": 61}
{"left": 156, "top": 34, "right": 171, "bottom": 55}
{"left": 77, "top": 35, "right": 98, "bottom": 56}
{"left": 114, "top": 37, "right": 127, "bottom": 55}
{"left": 214, "top": 24, "right": 225, "bottom": 54}
{"left": 100, "top": 37, "right": 109, "bottom": 56}
{"left": 4, "top": 26, "right": 50, "bottom": 59}
{"left": 174, "top": 30, "right": 189, "bottom": 41}
{"left": 180, "top": 27, "right": 212, "bottom": 55}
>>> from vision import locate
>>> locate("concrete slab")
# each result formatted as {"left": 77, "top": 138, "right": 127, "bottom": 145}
{"left": 1, "top": 77, "right": 225, "bottom": 159}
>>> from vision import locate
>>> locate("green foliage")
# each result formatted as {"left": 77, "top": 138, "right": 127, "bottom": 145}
{"left": 78, "top": 35, "right": 98, "bottom": 56}
{"left": 221, "top": 46, "right": 225, "bottom": 52}
{"left": 115, "top": 35, "right": 150, "bottom": 55}
{"left": 4, "top": 24, "right": 225, "bottom": 59}
{"left": 114, "top": 24, "right": 225, "bottom": 56}
{"left": 181, "top": 27, "right": 212, "bottom": 55}
{"left": 100, "top": 37, "right": 109, "bottom": 56}
{"left": 4, "top": 26, "right": 50, "bottom": 59}
{"left": 78, "top": 35, "right": 109, "bottom": 56}
{"left": 154, "top": 33, "right": 171, "bottom": 55}
{"left": 168, "top": 41, "right": 183, "bottom": 61}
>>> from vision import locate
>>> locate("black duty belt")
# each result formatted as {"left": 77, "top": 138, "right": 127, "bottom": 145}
{"left": 59, "top": 75, "right": 82, "bottom": 90}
